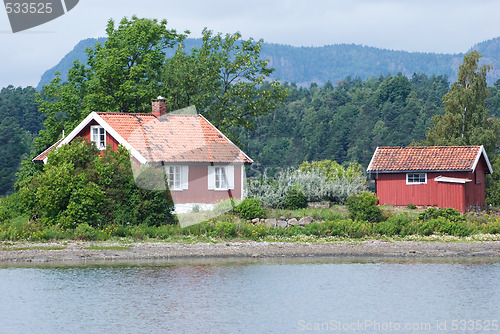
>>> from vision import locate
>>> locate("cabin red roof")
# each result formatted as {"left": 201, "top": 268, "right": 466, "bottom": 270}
{"left": 367, "top": 146, "right": 492, "bottom": 173}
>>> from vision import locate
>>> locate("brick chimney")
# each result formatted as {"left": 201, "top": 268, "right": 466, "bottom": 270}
{"left": 152, "top": 96, "right": 167, "bottom": 117}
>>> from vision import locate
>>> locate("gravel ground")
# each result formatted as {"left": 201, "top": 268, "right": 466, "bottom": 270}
{"left": 1, "top": 240, "right": 499, "bottom": 265}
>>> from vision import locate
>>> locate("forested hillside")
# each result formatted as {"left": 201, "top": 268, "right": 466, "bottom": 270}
{"left": 239, "top": 74, "right": 448, "bottom": 174}
{"left": 37, "top": 36, "right": 500, "bottom": 90}
{"left": 0, "top": 86, "right": 44, "bottom": 195}
{"left": 240, "top": 73, "right": 500, "bottom": 175}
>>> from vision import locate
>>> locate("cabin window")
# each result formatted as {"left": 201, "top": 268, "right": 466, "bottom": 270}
{"left": 406, "top": 173, "right": 427, "bottom": 184}
{"left": 208, "top": 165, "right": 235, "bottom": 190}
{"left": 164, "top": 166, "right": 188, "bottom": 190}
{"left": 91, "top": 125, "right": 106, "bottom": 150}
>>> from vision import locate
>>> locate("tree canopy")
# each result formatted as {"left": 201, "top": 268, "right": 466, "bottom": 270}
{"left": 161, "top": 29, "right": 288, "bottom": 136}
{"left": 424, "top": 51, "right": 500, "bottom": 157}
{"left": 0, "top": 86, "right": 41, "bottom": 196}
{"left": 35, "top": 17, "right": 287, "bottom": 153}
{"left": 35, "top": 16, "right": 187, "bottom": 153}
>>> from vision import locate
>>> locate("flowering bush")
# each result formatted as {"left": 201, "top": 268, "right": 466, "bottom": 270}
{"left": 246, "top": 160, "right": 366, "bottom": 208}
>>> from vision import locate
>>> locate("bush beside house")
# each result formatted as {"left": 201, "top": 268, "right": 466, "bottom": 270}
{"left": 16, "top": 139, "right": 176, "bottom": 228}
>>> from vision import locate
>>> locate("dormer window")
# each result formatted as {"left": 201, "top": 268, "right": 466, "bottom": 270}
{"left": 91, "top": 125, "right": 106, "bottom": 150}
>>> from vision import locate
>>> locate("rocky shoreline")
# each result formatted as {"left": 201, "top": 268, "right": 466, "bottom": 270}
{"left": 1, "top": 240, "right": 499, "bottom": 265}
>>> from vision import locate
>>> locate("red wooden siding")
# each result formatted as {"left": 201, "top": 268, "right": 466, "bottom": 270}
{"left": 170, "top": 165, "right": 243, "bottom": 204}
{"left": 78, "top": 120, "right": 120, "bottom": 151}
{"left": 375, "top": 169, "right": 485, "bottom": 213}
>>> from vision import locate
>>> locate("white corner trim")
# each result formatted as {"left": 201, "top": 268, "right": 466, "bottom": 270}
{"left": 241, "top": 164, "right": 245, "bottom": 200}
{"left": 471, "top": 145, "right": 493, "bottom": 174}
{"left": 58, "top": 112, "right": 148, "bottom": 164}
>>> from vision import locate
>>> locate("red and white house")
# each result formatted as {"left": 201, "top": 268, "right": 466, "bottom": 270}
{"left": 33, "top": 98, "right": 253, "bottom": 213}
{"left": 367, "top": 146, "right": 493, "bottom": 213}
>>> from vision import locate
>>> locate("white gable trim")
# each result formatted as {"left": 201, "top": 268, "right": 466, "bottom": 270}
{"left": 58, "top": 112, "right": 148, "bottom": 164}
{"left": 199, "top": 114, "right": 254, "bottom": 164}
{"left": 471, "top": 145, "right": 493, "bottom": 174}
{"left": 366, "top": 146, "right": 379, "bottom": 172}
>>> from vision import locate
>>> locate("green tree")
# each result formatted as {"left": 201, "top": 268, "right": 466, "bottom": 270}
{"left": 0, "top": 86, "right": 43, "bottom": 134}
{"left": 423, "top": 51, "right": 500, "bottom": 206}
{"left": 0, "top": 117, "right": 33, "bottom": 195}
{"left": 161, "top": 29, "right": 288, "bottom": 138}
{"left": 35, "top": 16, "right": 187, "bottom": 153}
{"left": 424, "top": 51, "right": 500, "bottom": 156}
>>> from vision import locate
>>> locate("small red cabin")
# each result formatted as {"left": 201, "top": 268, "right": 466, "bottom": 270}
{"left": 367, "top": 146, "right": 493, "bottom": 213}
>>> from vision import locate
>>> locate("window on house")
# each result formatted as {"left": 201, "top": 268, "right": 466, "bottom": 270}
{"left": 406, "top": 173, "right": 427, "bottom": 184}
{"left": 167, "top": 166, "right": 181, "bottom": 190}
{"left": 164, "top": 165, "right": 188, "bottom": 190}
{"left": 208, "top": 165, "right": 234, "bottom": 190}
{"left": 215, "top": 167, "right": 228, "bottom": 189}
{"left": 91, "top": 126, "right": 106, "bottom": 150}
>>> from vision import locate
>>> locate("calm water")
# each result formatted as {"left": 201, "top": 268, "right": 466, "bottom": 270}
{"left": 1, "top": 258, "right": 499, "bottom": 334}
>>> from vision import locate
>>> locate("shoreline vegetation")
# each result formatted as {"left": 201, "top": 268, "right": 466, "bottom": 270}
{"left": 1, "top": 205, "right": 500, "bottom": 264}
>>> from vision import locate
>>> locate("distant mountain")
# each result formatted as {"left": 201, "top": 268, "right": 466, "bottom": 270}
{"left": 37, "top": 37, "right": 500, "bottom": 91}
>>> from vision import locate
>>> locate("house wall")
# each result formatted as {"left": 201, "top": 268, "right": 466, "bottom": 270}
{"left": 78, "top": 120, "right": 120, "bottom": 151}
{"left": 464, "top": 158, "right": 487, "bottom": 208}
{"left": 170, "top": 164, "right": 243, "bottom": 204}
{"left": 374, "top": 170, "right": 486, "bottom": 212}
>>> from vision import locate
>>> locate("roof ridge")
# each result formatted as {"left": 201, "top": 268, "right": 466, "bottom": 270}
{"left": 96, "top": 112, "right": 156, "bottom": 116}
{"left": 378, "top": 145, "right": 481, "bottom": 149}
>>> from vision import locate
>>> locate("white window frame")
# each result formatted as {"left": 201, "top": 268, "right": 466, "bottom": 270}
{"left": 406, "top": 173, "right": 427, "bottom": 185}
{"left": 208, "top": 165, "right": 234, "bottom": 191}
{"left": 91, "top": 125, "right": 106, "bottom": 150}
{"left": 215, "top": 167, "right": 228, "bottom": 190}
{"left": 164, "top": 165, "right": 188, "bottom": 191}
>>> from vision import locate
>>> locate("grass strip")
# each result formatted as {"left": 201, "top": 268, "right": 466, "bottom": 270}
{"left": 83, "top": 245, "right": 131, "bottom": 250}
{"left": 1, "top": 246, "right": 67, "bottom": 251}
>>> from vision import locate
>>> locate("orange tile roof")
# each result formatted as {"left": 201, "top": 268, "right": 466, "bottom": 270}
{"left": 32, "top": 137, "right": 65, "bottom": 163}
{"left": 367, "top": 146, "right": 489, "bottom": 173}
{"left": 96, "top": 112, "right": 252, "bottom": 164}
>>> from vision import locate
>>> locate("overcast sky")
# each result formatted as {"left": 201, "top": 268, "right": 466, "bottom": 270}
{"left": 1, "top": 0, "right": 500, "bottom": 88}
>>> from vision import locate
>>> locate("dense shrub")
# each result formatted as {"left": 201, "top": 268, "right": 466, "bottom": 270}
{"left": 234, "top": 198, "right": 266, "bottom": 220}
{"left": 376, "top": 214, "right": 412, "bottom": 235}
{"left": 74, "top": 223, "right": 98, "bottom": 240}
{"left": 437, "top": 219, "right": 476, "bottom": 237}
{"left": 419, "top": 207, "right": 464, "bottom": 223}
{"left": 16, "top": 139, "right": 176, "bottom": 228}
{"left": 284, "top": 186, "right": 307, "bottom": 210}
{"left": 345, "top": 191, "right": 382, "bottom": 222}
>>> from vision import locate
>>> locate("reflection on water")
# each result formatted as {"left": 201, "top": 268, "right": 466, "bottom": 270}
{"left": 1, "top": 259, "right": 499, "bottom": 333}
